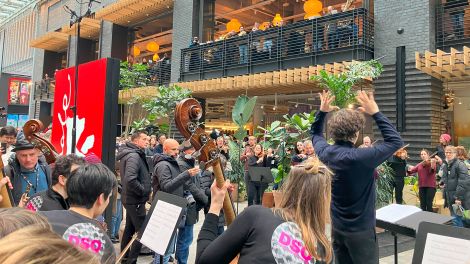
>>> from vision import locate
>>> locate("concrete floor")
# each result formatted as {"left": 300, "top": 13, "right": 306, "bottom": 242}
{"left": 129, "top": 201, "right": 414, "bottom": 264}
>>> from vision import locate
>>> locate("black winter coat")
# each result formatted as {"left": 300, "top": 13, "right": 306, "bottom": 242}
{"left": 177, "top": 155, "right": 208, "bottom": 225}
{"left": 117, "top": 142, "right": 151, "bottom": 205}
{"left": 152, "top": 154, "right": 191, "bottom": 198}
{"left": 200, "top": 170, "right": 225, "bottom": 227}
{"left": 440, "top": 158, "right": 469, "bottom": 207}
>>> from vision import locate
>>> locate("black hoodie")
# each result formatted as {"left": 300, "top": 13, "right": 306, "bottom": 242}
{"left": 117, "top": 142, "right": 151, "bottom": 205}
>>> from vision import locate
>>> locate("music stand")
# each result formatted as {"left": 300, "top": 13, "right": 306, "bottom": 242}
{"left": 376, "top": 204, "right": 453, "bottom": 264}
{"left": 248, "top": 167, "right": 274, "bottom": 184}
{"left": 412, "top": 221, "right": 470, "bottom": 264}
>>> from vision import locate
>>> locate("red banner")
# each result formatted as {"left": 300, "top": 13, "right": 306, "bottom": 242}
{"left": 50, "top": 59, "right": 108, "bottom": 158}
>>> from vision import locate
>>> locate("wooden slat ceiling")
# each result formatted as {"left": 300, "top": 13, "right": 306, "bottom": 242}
{"left": 95, "top": 0, "right": 174, "bottom": 26}
{"left": 177, "top": 61, "right": 372, "bottom": 99}
{"left": 30, "top": 31, "right": 69, "bottom": 52}
{"left": 61, "top": 18, "right": 101, "bottom": 40}
{"left": 416, "top": 47, "right": 470, "bottom": 81}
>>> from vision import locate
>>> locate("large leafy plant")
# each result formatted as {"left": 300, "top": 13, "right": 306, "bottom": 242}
{"left": 119, "top": 61, "right": 150, "bottom": 89}
{"left": 376, "top": 163, "right": 394, "bottom": 208}
{"left": 311, "top": 59, "right": 384, "bottom": 108}
{"left": 142, "top": 85, "right": 192, "bottom": 137}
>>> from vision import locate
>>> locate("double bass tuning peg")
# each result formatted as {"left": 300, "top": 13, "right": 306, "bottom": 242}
{"left": 189, "top": 105, "right": 202, "bottom": 121}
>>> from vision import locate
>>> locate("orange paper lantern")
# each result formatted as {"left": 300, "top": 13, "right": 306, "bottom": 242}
{"left": 272, "top": 13, "right": 283, "bottom": 26}
{"left": 146, "top": 42, "right": 159, "bottom": 52}
{"left": 226, "top": 18, "right": 242, "bottom": 32}
{"left": 259, "top": 22, "right": 270, "bottom": 31}
{"left": 153, "top": 54, "right": 160, "bottom": 61}
{"left": 133, "top": 46, "right": 141, "bottom": 57}
{"left": 304, "top": 0, "right": 323, "bottom": 18}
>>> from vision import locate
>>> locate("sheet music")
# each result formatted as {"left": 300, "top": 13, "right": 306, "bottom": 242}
{"left": 422, "top": 233, "right": 470, "bottom": 264}
{"left": 139, "top": 200, "right": 182, "bottom": 255}
{"left": 376, "top": 204, "right": 421, "bottom": 223}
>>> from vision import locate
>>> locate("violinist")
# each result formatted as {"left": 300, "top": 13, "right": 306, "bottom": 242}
{"left": 407, "top": 150, "right": 442, "bottom": 212}
{"left": 387, "top": 148, "right": 408, "bottom": 204}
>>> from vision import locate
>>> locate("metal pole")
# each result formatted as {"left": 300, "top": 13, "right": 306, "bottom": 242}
{"left": 71, "top": 19, "right": 80, "bottom": 154}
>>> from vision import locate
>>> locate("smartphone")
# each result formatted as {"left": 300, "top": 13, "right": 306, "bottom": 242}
{"left": 0, "top": 142, "right": 6, "bottom": 154}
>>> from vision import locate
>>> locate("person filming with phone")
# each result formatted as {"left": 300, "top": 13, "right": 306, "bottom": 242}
{"left": 0, "top": 126, "right": 17, "bottom": 165}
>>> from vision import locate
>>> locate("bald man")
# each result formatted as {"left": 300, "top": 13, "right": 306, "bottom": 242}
{"left": 362, "top": 136, "right": 372, "bottom": 148}
{"left": 152, "top": 139, "right": 200, "bottom": 264}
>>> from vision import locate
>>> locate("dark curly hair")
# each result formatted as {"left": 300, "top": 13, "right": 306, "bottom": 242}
{"left": 328, "top": 109, "right": 365, "bottom": 142}
{"left": 51, "top": 154, "right": 86, "bottom": 185}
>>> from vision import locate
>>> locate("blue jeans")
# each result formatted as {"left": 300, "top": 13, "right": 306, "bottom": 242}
{"left": 452, "top": 12, "right": 465, "bottom": 38}
{"left": 450, "top": 207, "right": 464, "bottom": 227}
{"left": 176, "top": 225, "right": 194, "bottom": 264}
{"left": 111, "top": 198, "right": 122, "bottom": 238}
{"left": 217, "top": 226, "right": 225, "bottom": 236}
{"left": 239, "top": 45, "right": 248, "bottom": 64}
{"left": 153, "top": 234, "right": 176, "bottom": 264}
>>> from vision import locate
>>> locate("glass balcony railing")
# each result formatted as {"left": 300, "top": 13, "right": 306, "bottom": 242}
{"left": 180, "top": 8, "right": 374, "bottom": 82}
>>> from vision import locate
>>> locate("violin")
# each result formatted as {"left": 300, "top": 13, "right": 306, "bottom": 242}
{"left": 175, "top": 98, "right": 236, "bottom": 225}
{"left": 23, "top": 119, "right": 58, "bottom": 164}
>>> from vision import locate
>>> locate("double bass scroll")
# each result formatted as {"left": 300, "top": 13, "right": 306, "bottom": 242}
{"left": 175, "top": 98, "right": 236, "bottom": 225}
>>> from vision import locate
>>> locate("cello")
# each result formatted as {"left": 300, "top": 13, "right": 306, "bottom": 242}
{"left": 22, "top": 119, "right": 58, "bottom": 164}
{"left": 175, "top": 98, "right": 236, "bottom": 225}
{"left": 0, "top": 154, "right": 14, "bottom": 208}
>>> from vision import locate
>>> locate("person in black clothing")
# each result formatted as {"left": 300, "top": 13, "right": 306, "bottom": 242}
{"left": 291, "top": 141, "right": 307, "bottom": 165}
{"left": 25, "top": 154, "right": 85, "bottom": 212}
{"left": 312, "top": 91, "right": 403, "bottom": 264}
{"left": 152, "top": 138, "right": 201, "bottom": 264}
{"left": 41, "top": 163, "right": 117, "bottom": 264}
{"left": 175, "top": 142, "right": 208, "bottom": 264}
{"left": 196, "top": 159, "right": 333, "bottom": 264}
{"left": 116, "top": 130, "right": 151, "bottom": 264}
{"left": 247, "top": 144, "right": 268, "bottom": 206}
{"left": 266, "top": 147, "right": 278, "bottom": 169}
{"left": 387, "top": 149, "right": 408, "bottom": 204}
{"left": 200, "top": 169, "right": 226, "bottom": 235}
{"left": 216, "top": 136, "right": 229, "bottom": 160}
{"left": 436, "top": 133, "right": 451, "bottom": 162}
{"left": 155, "top": 134, "right": 166, "bottom": 154}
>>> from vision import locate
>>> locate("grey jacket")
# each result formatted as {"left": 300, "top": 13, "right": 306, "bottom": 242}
{"left": 440, "top": 158, "right": 469, "bottom": 207}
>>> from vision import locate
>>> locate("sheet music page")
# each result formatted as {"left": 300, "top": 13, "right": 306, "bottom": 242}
{"left": 376, "top": 204, "right": 421, "bottom": 223}
{"left": 140, "top": 200, "right": 182, "bottom": 255}
{"left": 422, "top": 233, "right": 470, "bottom": 264}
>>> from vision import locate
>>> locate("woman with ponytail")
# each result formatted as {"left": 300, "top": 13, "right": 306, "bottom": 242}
{"left": 196, "top": 158, "right": 333, "bottom": 264}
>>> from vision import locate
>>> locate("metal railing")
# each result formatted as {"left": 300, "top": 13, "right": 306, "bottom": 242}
{"left": 147, "top": 60, "right": 171, "bottom": 86}
{"left": 34, "top": 79, "right": 55, "bottom": 101}
{"left": 437, "top": 1, "right": 470, "bottom": 50}
{"left": 180, "top": 8, "right": 374, "bottom": 82}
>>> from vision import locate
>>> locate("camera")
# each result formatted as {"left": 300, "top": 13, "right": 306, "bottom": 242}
{"left": 184, "top": 191, "right": 196, "bottom": 206}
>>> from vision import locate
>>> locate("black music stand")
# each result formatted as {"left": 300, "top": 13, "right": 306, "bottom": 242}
{"left": 376, "top": 204, "right": 453, "bottom": 264}
{"left": 412, "top": 221, "right": 470, "bottom": 264}
{"left": 248, "top": 167, "right": 274, "bottom": 184}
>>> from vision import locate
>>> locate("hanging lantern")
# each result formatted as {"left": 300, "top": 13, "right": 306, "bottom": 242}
{"left": 146, "top": 41, "right": 159, "bottom": 52}
{"left": 153, "top": 53, "right": 160, "bottom": 61}
{"left": 226, "top": 18, "right": 242, "bottom": 32}
{"left": 133, "top": 46, "right": 141, "bottom": 56}
{"left": 259, "top": 22, "right": 270, "bottom": 31}
{"left": 272, "top": 13, "right": 283, "bottom": 26}
{"left": 304, "top": 0, "right": 323, "bottom": 19}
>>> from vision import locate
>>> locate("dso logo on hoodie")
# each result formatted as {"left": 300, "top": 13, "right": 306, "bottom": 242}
{"left": 271, "top": 222, "right": 314, "bottom": 264}
{"left": 63, "top": 223, "right": 106, "bottom": 256}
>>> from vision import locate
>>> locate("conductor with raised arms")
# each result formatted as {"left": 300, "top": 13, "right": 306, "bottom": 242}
{"left": 311, "top": 91, "right": 403, "bottom": 263}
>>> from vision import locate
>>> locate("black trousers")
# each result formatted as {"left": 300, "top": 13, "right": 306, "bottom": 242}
{"left": 419, "top": 187, "right": 436, "bottom": 212}
{"left": 121, "top": 203, "right": 147, "bottom": 264}
{"left": 247, "top": 181, "right": 267, "bottom": 206}
{"left": 333, "top": 228, "right": 379, "bottom": 264}
{"left": 393, "top": 177, "right": 405, "bottom": 204}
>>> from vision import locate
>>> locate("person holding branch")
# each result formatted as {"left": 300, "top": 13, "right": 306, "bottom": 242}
{"left": 311, "top": 90, "right": 403, "bottom": 263}
{"left": 196, "top": 159, "right": 333, "bottom": 264}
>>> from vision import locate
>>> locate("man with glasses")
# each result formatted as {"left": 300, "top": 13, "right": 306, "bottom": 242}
{"left": 117, "top": 130, "right": 151, "bottom": 264}
{"left": 439, "top": 145, "right": 469, "bottom": 227}
{"left": 152, "top": 138, "right": 200, "bottom": 264}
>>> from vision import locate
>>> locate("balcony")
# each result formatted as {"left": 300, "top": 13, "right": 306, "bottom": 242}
{"left": 34, "top": 79, "right": 55, "bottom": 101}
{"left": 437, "top": 1, "right": 470, "bottom": 51}
{"left": 180, "top": 8, "right": 374, "bottom": 82}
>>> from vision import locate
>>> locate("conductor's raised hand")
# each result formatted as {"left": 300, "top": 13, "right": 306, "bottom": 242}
{"left": 319, "top": 90, "right": 339, "bottom": 113}
{"left": 356, "top": 91, "right": 379, "bottom": 116}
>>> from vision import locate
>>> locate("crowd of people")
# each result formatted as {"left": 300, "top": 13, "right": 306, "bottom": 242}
{"left": 184, "top": 5, "right": 361, "bottom": 71}
{"left": 1, "top": 91, "right": 470, "bottom": 264}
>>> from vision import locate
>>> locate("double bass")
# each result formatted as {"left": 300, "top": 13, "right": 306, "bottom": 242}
{"left": 175, "top": 98, "right": 236, "bottom": 225}
{"left": 0, "top": 154, "right": 14, "bottom": 208}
